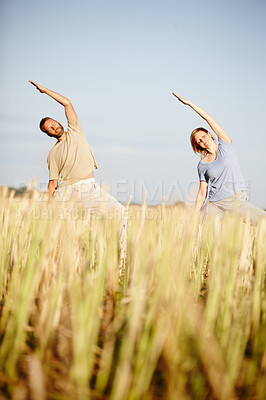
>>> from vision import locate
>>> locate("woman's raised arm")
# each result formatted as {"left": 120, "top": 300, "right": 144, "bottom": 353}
{"left": 172, "top": 93, "right": 231, "bottom": 143}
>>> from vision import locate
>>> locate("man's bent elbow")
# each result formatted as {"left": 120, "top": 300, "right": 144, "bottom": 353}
{"left": 47, "top": 180, "right": 58, "bottom": 198}
{"left": 48, "top": 179, "right": 58, "bottom": 189}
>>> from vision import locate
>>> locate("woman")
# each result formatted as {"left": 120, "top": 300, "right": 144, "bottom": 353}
{"left": 172, "top": 92, "right": 266, "bottom": 225}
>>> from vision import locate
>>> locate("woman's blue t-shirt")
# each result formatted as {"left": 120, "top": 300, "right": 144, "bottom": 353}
{"left": 197, "top": 139, "right": 246, "bottom": 202}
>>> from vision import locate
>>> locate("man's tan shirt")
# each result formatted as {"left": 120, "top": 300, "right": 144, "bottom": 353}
{"left": 47, "top": 120, "right": 98, "bottom": 186}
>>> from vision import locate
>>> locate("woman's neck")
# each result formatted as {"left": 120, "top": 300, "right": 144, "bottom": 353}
{"left": 207, "top": 141, "right": 217, "bottom": 155}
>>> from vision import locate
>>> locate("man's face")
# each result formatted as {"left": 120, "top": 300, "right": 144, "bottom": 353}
{"left": 42, "top": 119, "right": 64, "bottom": 139}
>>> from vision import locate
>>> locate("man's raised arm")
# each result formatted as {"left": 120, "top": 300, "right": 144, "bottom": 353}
{"left": 29, "top": 81, "right": 78, "bottom": 122}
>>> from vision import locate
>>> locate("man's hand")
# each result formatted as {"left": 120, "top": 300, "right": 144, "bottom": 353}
{"left": 29, "top": 80, "right": 46, "bottom": 94}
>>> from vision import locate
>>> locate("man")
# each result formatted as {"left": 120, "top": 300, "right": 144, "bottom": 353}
{"left": 29, "top": 80, "right": 125, "bottom": 218}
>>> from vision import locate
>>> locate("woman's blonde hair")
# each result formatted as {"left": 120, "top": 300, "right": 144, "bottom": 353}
{"left": 190, "top": 127, "right": 215, "bottom": 157}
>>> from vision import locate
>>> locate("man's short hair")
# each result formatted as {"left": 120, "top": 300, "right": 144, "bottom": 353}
{"left": 39, "top": 117, "right": 52, "bottom": 133}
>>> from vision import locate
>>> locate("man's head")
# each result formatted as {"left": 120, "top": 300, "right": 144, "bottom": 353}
{"left": 39, "top": 117, "right": 64, "bottom": 139}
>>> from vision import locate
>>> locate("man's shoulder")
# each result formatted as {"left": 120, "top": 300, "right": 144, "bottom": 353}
{"left": 67, "top": 119, "right": 83, "bottom": 134}
{"left": 47, "top": 142, "right": 60, "bottom": 160}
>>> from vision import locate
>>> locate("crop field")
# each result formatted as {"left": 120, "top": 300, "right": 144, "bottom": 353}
{"left": 0, "top": 187, "right": 266, "bottom": 400}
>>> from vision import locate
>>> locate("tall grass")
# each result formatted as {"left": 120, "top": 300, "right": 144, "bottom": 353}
{"left": 0, "top": 187, "right": 265, "bottom": 399}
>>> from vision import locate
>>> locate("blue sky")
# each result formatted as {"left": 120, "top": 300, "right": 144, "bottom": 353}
{"left": 1, "top": 0, "right": 266, "bottom": 206}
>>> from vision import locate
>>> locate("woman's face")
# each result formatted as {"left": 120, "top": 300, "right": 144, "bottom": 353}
{"left": 194, "top": 131, "right": 212, "bottom": 149}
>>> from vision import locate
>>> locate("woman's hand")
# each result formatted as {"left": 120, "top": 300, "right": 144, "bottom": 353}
{"left": 29, "top": 80, "right": 46, "bottom": 94}
{"left": 172, "top": 92, "right": 190, "bottom": 105}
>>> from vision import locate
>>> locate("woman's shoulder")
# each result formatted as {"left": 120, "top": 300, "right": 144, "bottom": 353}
{"left": 197, "top": 159, "right": 207, "bottom": 170}
{"left": 218, "top": 138, "right": 232, "bottom": 146}
{"left": 217, "top": 138, "right": 235, "bottom": 157}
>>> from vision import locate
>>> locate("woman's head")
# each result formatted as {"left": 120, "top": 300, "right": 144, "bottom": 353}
{"left": 190, "top": 127, "right": 215, "bottom": 156}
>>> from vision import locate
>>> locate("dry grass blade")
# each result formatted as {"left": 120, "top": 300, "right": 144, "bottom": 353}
{"left": 0, "top": 193, "right": 265, "bottom": 400}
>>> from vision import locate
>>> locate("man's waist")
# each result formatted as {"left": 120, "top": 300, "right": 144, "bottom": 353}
{"left": 82, "top": 171, "right": 94, "bottom": 179}
{"left": 72, "top": 177, "right": 95, "bottom": 186}
{"left": 60, "top": 171, "right": 95, "bottom": 186}
{"left": 73, "top": 171, "right": 95, "bottom": 185}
